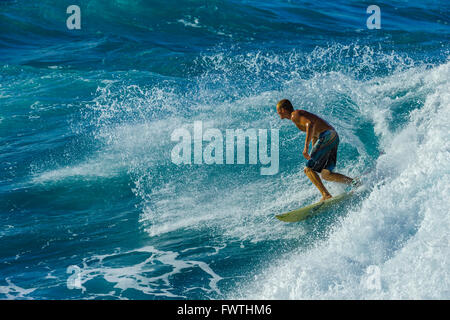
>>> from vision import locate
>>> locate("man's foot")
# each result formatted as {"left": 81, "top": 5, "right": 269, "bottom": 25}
{"left": 321, "top": 194, "right": 332, "bottom": 201}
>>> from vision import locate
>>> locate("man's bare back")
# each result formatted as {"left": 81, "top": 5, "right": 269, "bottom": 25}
{"left": 276, "top": 99, "right": 356, "bottom": 201}
{"left": 291, "top": 109, "right": 334, "bottom": 138}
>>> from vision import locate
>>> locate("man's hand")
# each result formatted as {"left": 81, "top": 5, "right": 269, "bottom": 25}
{"left": 303, "top": 148, "right": 311, "bottom": 160}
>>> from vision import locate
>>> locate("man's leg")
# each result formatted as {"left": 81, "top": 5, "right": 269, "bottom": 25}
{"left": 321, "top": 169, "right": 353, "bottom": 184}
{"left": 304, "top": 167, "right": 332, "bottom": 201}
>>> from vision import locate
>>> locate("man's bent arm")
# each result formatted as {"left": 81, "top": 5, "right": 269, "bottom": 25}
{"left": 303, "top": 122, "right": 313, "bottom": 159}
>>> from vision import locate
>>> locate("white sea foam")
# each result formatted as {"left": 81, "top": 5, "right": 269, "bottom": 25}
{"left": 70, "top": 245, "right": 223, "bottom": 299}
{"left": 0, "top": 279, "right": 36, "bottom": 300}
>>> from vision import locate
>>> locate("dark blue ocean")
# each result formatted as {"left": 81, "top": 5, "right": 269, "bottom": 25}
{"left": 1, "top": 0, "right": 449, "bottom": 299}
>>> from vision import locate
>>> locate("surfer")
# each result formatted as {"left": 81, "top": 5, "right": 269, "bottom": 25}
{"left": 276, "top": 99, "right": 358, "bottom": 201}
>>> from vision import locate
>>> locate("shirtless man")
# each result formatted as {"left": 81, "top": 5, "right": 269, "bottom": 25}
{"left": 276, "top": 99, "right": 356, "bottom": 201}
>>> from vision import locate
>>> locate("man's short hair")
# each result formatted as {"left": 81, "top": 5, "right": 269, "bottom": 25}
{"left": 277, "top": 99, "right": 294, "bottom": 112}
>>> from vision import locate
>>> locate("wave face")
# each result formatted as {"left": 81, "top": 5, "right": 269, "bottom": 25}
{"left": 0, "top": 0, "right": 449, "bottom": 299}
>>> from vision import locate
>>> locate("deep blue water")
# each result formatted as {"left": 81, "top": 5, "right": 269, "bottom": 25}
{"left": 1, "top": 0, "right": 449, "bottom": 299}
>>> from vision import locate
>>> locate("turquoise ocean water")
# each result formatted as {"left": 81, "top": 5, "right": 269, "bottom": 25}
{"left": 0, "top": 0, "right": 449, "bottom": 299}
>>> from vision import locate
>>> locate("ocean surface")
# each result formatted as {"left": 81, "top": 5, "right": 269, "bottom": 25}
{"left": 0, "top": 0, "right": 449, "bottom": 299}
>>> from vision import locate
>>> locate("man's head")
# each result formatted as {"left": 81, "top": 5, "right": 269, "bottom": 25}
{"left": 276, "top": 99, "right": 294, "bottom": 119}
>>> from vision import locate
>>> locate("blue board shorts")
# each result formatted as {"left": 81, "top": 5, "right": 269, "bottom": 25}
{"left": 306, "top": 129, "right": 339, "bottom": 172}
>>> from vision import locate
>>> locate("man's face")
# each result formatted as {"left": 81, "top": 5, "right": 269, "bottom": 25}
{"left": 276, "top": 105, "right": 290, "bottom": 119}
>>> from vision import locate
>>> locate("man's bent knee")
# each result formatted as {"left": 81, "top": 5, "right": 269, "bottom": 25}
{"left": 321, "top": 169, "right": 331, "bottom": 180}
